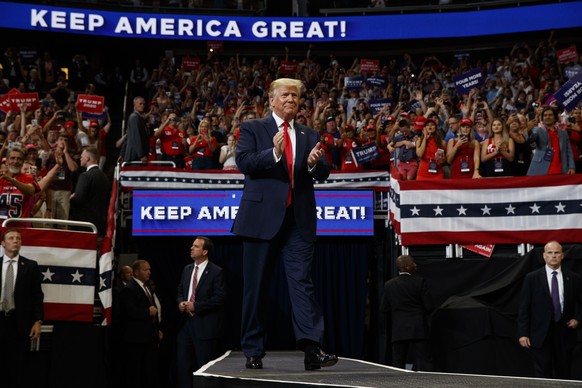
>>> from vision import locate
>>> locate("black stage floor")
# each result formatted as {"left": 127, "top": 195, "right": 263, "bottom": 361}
{"left": 193, "top": 350, "right": 582, "bottom": 388}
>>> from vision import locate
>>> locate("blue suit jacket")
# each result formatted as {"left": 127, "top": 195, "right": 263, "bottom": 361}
{"left": 176, "top": 261, "right": 226, "bottom": 340}
{"left": 517, "top": 267, "right": 582, "bottom": 348}
{"left": 231, "top": 115, "right": 330, "bottom": 242}
{"left": 527, "top": 126, "right": 574, "bottom": 175}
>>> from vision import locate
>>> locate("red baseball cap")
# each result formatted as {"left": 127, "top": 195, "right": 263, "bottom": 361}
{"left": 414, "top": 116, "right": 427, "bottom": 130}
{"left": 460, "top": 118, "right": 474, "bottom": 126}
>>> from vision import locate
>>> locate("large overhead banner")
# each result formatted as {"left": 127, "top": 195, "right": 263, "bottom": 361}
{"left": 0, "top": 1, "right": 582, "bottom": 41}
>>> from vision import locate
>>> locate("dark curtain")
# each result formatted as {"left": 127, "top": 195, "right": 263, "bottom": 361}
{"left": 426, "top": 244, "right": 582, "bottom": 378}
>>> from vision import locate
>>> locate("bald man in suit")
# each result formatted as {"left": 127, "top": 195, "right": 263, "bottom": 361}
{"left": 518, "top": 241, "right": 582, "bottom": 378}
{"left": 232, "top": 78, "right": 337, "bottom": 371}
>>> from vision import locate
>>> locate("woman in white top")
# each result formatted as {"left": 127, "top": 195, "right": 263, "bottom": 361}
{"left": 219, "top": 133, "right": 237, "bottom": 170}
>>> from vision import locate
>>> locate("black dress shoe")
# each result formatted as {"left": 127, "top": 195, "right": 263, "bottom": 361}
{"left": 304, "top": 347, "right": 338, "bottom": 370}
{"left": 245, "top": 356, "right": 263, "bottom": 369}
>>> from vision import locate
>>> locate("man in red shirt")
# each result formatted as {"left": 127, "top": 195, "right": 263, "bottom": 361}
{"left": 0, "top": 146, "right": 41, "bottom": 219}
{"left": 337, "top": 125, "right": 363, "bottom": 171}
{"left": 154, "top": 112, "right": 187, "bottom": 169}
{"left": 320, "top": 116, "right": 340, "bottom": 170}
{"left": 527, "top": 107, "right": 575, "bottom": 175}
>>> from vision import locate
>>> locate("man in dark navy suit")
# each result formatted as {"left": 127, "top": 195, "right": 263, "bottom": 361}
{"left": 120, "top": 260, "right": 161, "bottom": 388}
{"left": 231, "top": 78, "right": 336, "bottom": 371}
{"left": 381, "top": 255, "right": 434, "bottom": 371}
{"left": 69, "top": 145, "right": 111, "bottom": 236}
{"left": 518, "top": 241, "right": 582, "bottom": 379}
{"left": 176, "top": 236, "right": 226, "bottom": 388}
{"left": 0, "top": 229, "right": 44, "bottom": 388}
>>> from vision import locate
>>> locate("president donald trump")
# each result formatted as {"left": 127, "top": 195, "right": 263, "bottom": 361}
{"left": 232, "top": 78, "right": 337, "bottom": 371}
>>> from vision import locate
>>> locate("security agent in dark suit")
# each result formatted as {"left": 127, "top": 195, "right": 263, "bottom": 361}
{"left": 176, "top": 236, "right": 226, "bottom": 388}
{"left": 69, "top": 145, "right": 111, "bottom": 236}
{"left": 119, "top": 260, "right": 161, "bottom": 388}
{"left": 0, "top": 229, "right": 44, "bottom": 388}
{"left": 518, "top": 241, "right": 582, "bottom": 379}
{"left": 381, "top": 255, "right": 434, "bottom": 371}
{"left": 122, "top": 96, "right": 149, "bottom": 163}
{"left": 231, "top": 78, "right": 337, "bottom": 371}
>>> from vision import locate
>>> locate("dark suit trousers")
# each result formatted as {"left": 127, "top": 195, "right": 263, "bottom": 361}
{"left": 124, "top": 340, "right": 158, "bottom": 388}
{"left": 0, "top": 314, "right": 29, "bottom": 388}
{"left": 530, "top": 320, "right": 572, "bottom": 379}
{"left": 176, "top": 320, "right": 222, "bottom": 388}
{"left": 240, "top": 206, "right": 324, "bottom": 358}
{"left": 392, "top": 339, "right": 433, "bottom": 371}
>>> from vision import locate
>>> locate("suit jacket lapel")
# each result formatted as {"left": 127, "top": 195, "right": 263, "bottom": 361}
{"left": 196, "top": 266, "right": 210, "bottom": 292}
{"left": 563, "top": 271, "right": 571, "bottom": 308}
{"left": 131, "top": 278, "right": 150, "bottom": 305}
{"left": 539, "top": 268, "right": 551, "bottom": 300}
{"left": 13, "top": 258, "right": 26, "bottom": 291}
{"left": 265, "top": 115, "right": 279, "bottom": 145}
{"left": 184, "top": 264, "right": 195, "bottom": 294}
{"left": 294, "top": 123, "right": 306, "bottom": 173}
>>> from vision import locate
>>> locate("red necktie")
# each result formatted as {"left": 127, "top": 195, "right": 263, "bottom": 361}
{"left": 188, "top": 266, "right": 199, "bottom": 316}
{"left": 144, "top": 286, "right": 153, "bottom": 305}
{"left": 283, "top": 121, "right": 293, "bottom": 206}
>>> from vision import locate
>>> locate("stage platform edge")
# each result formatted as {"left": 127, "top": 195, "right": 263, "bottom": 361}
{"left": 193, "top": 350, "right": 582, "bottom": 388}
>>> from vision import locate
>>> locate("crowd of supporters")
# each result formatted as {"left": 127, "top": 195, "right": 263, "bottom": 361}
{"left": 1, "top": 30, "right": 581, "bottom": 191}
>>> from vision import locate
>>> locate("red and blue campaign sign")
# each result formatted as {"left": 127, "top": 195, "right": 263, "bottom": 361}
{"left": 132, "top": 190, "right": 374, "bottom": 236}
{"left": 9, "top": 92, "right": 39, "bottom": 112}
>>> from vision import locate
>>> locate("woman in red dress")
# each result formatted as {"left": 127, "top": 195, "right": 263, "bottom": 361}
{"left": 415, "top": 117, "right": 446, "bottom": 180}
{"left": 446, "top": 118, "right": 481, "bottom": 179}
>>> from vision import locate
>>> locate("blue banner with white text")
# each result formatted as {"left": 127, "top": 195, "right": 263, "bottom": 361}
{"left": 1, "top": 1, "right": 582, "bottom": 42}
{"left": 132, "top": 190, "right": 374, "bottom": 236}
